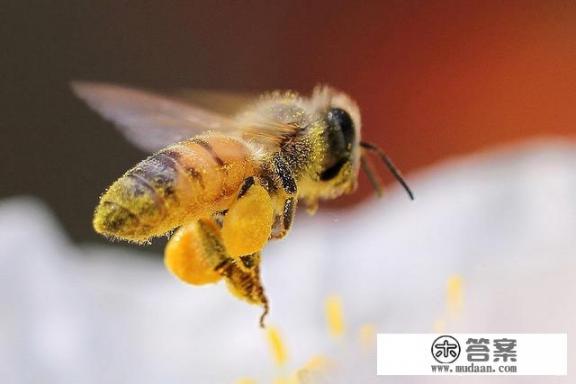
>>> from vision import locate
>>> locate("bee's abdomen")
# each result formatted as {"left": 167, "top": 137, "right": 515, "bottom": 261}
{"left": 93, "top": 134, "right": 256, "bottom": 242}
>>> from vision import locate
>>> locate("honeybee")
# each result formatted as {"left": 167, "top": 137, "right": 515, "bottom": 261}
{"left": 73, "top": 82, "right": 413, "bottom": 326}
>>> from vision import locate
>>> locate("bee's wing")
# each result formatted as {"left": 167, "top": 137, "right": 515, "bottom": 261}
{"left": 177, "top": 89, "right": 304, "bottom": 149}
{"left": 72, "top": 82, "right": 238, "bottom": 153}
{"left": 176, "top": 89, "right": 258, "bottom": 116}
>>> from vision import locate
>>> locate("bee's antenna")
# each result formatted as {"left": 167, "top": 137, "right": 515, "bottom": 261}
{"left": 360, "top": 155, "right": 384, "bottom": 197}
{"left": 360, "top": 141, "right": 414, "bottom": 200}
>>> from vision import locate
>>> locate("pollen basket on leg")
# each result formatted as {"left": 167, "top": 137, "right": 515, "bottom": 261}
{"left": 221, "top": 182, "right": 274, "bottom": 258}
{"left": 164, "top": 221, "right": 225, "bottom": 285}
{"left": 165, "top": 220, "right": 269, "bottom": 325}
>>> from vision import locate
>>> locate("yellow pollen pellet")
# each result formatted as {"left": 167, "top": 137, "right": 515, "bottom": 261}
{"left": 164, "top": 224, "right": 222, "bottom": 285}
{"left": 221, "top": 184, "right": 273, "bottom": 257}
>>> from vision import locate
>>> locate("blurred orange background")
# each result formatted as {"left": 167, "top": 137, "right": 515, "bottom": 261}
{"left": 265, "top": 1, "right": 576, "bottom": 204}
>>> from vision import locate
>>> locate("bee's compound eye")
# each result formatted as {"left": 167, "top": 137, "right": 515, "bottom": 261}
{"left": 327, "top": 108, "right": 355, "bottom": 147}
{"left": 320, "top": 108, "right": 355, "bottom": 181}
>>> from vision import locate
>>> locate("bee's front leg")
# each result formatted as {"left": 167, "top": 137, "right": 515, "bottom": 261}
{"left": 269, "top": 153, "right": 298, "bottom": 240}
{"left": 270, "top": 195, "right": 297, "bottom": 239}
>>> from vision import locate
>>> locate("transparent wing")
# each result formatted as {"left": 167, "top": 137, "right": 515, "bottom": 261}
{"left": 71, "top": 81, "right": 238, "bottom": 152}
{"left": 176, "top": 89, "right": 257, "bottom": 116}
{"left": 178, "top": 89, "right": 304, "bottom": 149}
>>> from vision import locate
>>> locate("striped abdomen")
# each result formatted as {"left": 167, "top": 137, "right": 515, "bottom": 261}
{"left": 93, "top": 134, "right": 257, "bottom": 242}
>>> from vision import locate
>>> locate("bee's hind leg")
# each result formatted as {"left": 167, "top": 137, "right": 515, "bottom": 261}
{"left": 165, "top": 219, "right": 270, "bottom": 327}
{"left": 221, "top": 252, "right": 270, "bottom": 327}
{"left": 164, "top": 220, "right": 228, "bottom": 286}
{"left": 221, "top": 176, "right": 275, "bottom": 259}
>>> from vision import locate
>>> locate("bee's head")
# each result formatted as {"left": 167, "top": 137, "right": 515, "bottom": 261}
{"left": 310, "top": 86, "right": 362, "bottom": 197}
{"left": 309, "top": 86, "right": 414, "bottom": 201}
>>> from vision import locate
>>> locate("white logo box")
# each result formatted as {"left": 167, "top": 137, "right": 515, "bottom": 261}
{"left": 376, "top": 333, "right": 567, "bottom": 376}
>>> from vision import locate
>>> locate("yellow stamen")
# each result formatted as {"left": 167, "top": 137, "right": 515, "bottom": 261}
{"left": 359, "top": 323, "right": 376, "bottom": 349}
{"left": 235, "top": 378, "right": 257, "bottom": 384}
{"left": 296, "top": 355, "right": 330, "bottom": 383}
{"left": 433, "top": 318, "right": 446, "bottom": 333}
{"left": 325, "top": 295, "right": 345, "bottom": 338}
{"left": 302, "top": 355, "right": 329, "bottom": 371}
{"left": 266, "top": 326, "right": 288, "bottom": 367}
{"left": 446, "top": 275, "right": 463, "bottom": 319}
{"left": 290, "top": 355, "right": 332, "bottom": 384}
{"left": 273, "top": 378, "right": 299, "bottom": 384}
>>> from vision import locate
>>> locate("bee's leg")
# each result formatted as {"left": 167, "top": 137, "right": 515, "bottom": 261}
{"left": 270, "top": 195, "right": 297, "bottom": 239}
{"left": 269, "top": 153, "right": 298, "bottom": 240}
{"left": 220, "top": 252, "right": 270, "bottom": 327}
{"left": 221, "top": 176, "right": 274, "bottom": 258}
{"left": 165, "top": 220, "right": 269, "bottom": 327}
{"left": 164, "top": 220, "right": 228, "bottom": 285}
